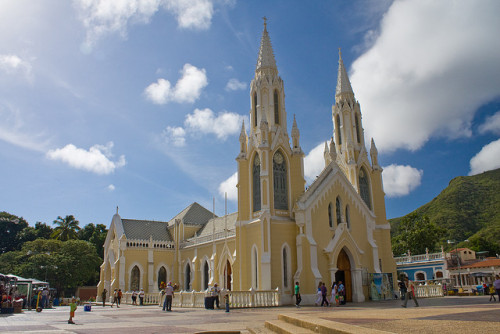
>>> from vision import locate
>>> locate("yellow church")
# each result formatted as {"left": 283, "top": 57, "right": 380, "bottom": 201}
{"left": 97, "top": 21, "right": 396, "bottom": 304}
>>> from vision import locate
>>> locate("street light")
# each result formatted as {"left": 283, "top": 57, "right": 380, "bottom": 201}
{"left": 447, "top": 239, "right": 469, "bottom": 288}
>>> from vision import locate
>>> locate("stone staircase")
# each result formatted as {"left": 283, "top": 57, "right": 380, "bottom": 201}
{"left": 247, "top": 313, "right": 390, "bottom": 334}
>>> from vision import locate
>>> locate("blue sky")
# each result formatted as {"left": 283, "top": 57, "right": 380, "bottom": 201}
{"left": 1, "top": 0, "right": 500, "bottom": 227}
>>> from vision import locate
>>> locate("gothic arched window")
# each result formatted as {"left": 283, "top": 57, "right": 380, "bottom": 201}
{"left": 282, "top": 247, "right": 288, "bottom": 288}
{"left": 252, "top": 246, "right": 258, "bottom": 289}
{"left": 253, "top": 154, "right": 261, "bottom": 212}
{"left": 273, "top": 151, "right": 288, "bottom": 210}
{"left": 131, "top": 265, "right": 140, "bottom": 291}
{"left": 185, "top": 263, "right": 192, "bottom": 291}
{"left": 359, "top": 168, "right": 372, "bottom": 209}
{"left": 328, "top": 202, "right": 333, "bottom": 228}
{"left": 203, "top": 261, "right": 209, "bottom": 290}
{"left": 355, "top": 115, "right": 361, "bottom": 143}
{"left": 253, "top": 93, "right": 258, "bottom": 127}
{"left": 157, "top": 266, "right": 166, "bottom": 289}
{"left": 274, "top": 90, "right": 279, "bottom": 125}
{"left": 345, "top": 205, "right": 351, "bottom": 230}
{"left": 336, "top": 115, "right": 342, "bottom": 145}
{"left": 335, "top": 196, "right": 342, "bottom": 226}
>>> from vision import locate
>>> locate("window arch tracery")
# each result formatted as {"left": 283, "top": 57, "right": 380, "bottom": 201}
{"left": 273, "top": 151, "right": 288, "bottom": 210}
{"left": 274, "top": 90, "right": 279, "bottom": 125}
{"left": 359, "top": 168, "right": 372, "bottom": 209}
{"left": 253, "top": 154, "right": 261, "bottom": 212}
{"left": 335, "top": 196, "right": 342, "bottom": 226}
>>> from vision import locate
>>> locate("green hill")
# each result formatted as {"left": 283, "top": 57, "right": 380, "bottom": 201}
{"left": 389, "top": 168, "right": 500, "bottom": 255}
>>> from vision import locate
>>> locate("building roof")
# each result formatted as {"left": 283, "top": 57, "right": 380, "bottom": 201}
{"left": 121, "top": 219, "right": 172, "bottom": 241}
{"left": 196, "top": 212, "right": 238, "bottom": 238}
{"left": 168, "top": 202, "right": 215, "bottom": 226}
{"left": 460, "top": 258, "right": 500, "bottom": 269}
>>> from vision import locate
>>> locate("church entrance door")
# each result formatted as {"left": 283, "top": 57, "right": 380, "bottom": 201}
{"left": 336, "top": 249, "right": 352, "bottom": 302}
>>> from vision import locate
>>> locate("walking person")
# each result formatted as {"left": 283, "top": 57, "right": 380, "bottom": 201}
{"left": 117, "top": 289, "right": 122, "bottom": 306}
{"left": 68, "top": 297, "right": 77, "bottom": 324}
{"left": 101, "top": 289, "right": 107, "bottom": 307}
{"left": 294, "top": 281, "right": 301, "bottom": 308}
{"left": 338, "top": 281, "right": 345, "bottom": 305}
{"left": 489, "top": 284, "right": 496, "bottom": 301}
{"left": 139, "top": 288, "right": 145, "bottom": 305}
{"left": 315, "top": 281, "right": 322, "bottom": 305}
{"left": 401, "top": 277, "right": 419, "bottom": 308}
{"left": 131, "top": 290, "right": 138, "bottom": 305}
{"left": 320, "top": 282, "right": 329, "bottom": 307}
{"left": 494, "top": 275, "right": 500, "bottom": 302}
{"left": 211, "top": 283, "right": 220, "bottom": 308}
{"left": 111, "top": 289, "right": 119, "bottom": 308}
{"left": 163, "top": 282, "right": 174, "bottom": 311}
{"left": 398, "top": 278, "right": 407, "bottom": 300}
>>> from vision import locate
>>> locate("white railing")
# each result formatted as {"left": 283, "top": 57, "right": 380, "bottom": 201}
{"left": 414, "top": 285, "right": 444, "bottom": 298}
{"left": 125, "top": 238, "right": 175, "bottom": 250}
{"left": 121, "top": 288, "right": 281, "bottom": 308}
{"left": 394, "top": 252, "right": 445, "bottom": 264}
{"left": 181, "top": 230, "right": 236, "bottom": 248}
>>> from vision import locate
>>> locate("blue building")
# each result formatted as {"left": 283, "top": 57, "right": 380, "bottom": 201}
{"left": 395, "top": 249, "right": 447, "bottom": 281}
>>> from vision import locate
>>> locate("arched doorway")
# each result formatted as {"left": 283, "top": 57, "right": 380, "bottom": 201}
{"left": 224, "top": 260, "right": 232, "bottom": 291}
{"left": 335, "top": 249, "right": 352, "bottom": 302}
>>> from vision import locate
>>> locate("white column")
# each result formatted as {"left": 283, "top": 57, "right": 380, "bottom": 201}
{"left": 351, "top": 268, "right": 365, "bottom": 302}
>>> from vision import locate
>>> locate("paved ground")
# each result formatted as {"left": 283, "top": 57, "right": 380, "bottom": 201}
{"left": 1, "top": 296, "right": 499, "bottom": 333}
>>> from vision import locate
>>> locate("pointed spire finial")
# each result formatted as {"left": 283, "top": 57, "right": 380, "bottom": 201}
{"left": 263, "top": 16, "right": 267, "bottom": 29}
{"left": 336, "top": 47, "right": 354, "bottom": 97}
{"left": 256, "top": 18, "right": 277, "bottom": 73}
{"left": 116, "top": 206, "right": 119, "bottom": 214}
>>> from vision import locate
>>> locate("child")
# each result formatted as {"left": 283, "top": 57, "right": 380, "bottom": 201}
{"left": 489, "top": 284, "right": 496, "bottom": 302}
{"left": 68, "top": 297, "right": 77, "bottom": 324}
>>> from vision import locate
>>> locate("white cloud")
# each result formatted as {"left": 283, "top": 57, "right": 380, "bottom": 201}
{"left": 225, "top": 78, "right": 246, "bottom": 91}
{"left": 350, "top": 0, "right": 500, "bottom": 152}
{"left": 469, "top": 139, "right": 500, "bottom": 175}
{"left": 144, "top": 64, "right": 207, "bottom": 104}
{"left": 382, "top": 164, "right": 423, "bottom": 197}
{"left": 46, "top": 142, "right": 126, "bottom": 175}
{"left": 0, "top": 54, "right": 32, "bottom": 80}
{"left": 478, "top": 111, "right": 500, "bottom": 135}
{"left": 74, "top": 0, "right": 218, "bottom": 52}
{"left": 163, "top": 0, "right": 213, "bottom": 30}
{"left": 107, "top": 184, "right": 116, "bottom": 191}
{"left": 218, "top": 172, "right": 238, "bottom": 201}
{"left": 304, "top": 143, "right": 326, "bottom": 184}
{"left": 0, "top": 102, "right": 48, "bottom": 152}
{"left": 162, "top": 126, "right": 186, "bottom": 147}
{"left": 184, "top": 108, "right": 245, "bottom": 140}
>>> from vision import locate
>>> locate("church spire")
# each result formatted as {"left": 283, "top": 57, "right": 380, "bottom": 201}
{"left": 335, "top": 49, "right": 354, "bottom": 97}
{"left": 256, "top": 17, "right": 278, "bottom": 74}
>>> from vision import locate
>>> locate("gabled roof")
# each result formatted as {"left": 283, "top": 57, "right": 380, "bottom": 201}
{"left": 168, "top": 202, "right": 215, "bottom": 226}
{"left": 196, "top": 212, "right": 238, "bottom": 238}
{"left": 122, "top": 219, "right": 172, "bottom": 241}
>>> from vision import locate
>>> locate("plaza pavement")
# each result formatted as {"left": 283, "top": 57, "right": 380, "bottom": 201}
{"left": 0, "top": 296, "right": 498, "bottom": 334}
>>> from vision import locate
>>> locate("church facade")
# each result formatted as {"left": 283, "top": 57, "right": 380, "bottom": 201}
{"left": 97, "top": 22, "right": 396, "bottom": 304}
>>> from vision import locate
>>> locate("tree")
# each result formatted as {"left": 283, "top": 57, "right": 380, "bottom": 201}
{"left": 34, "top": 222, "right": 53, "bottom": 239}
{"left": 77, "top": 223, "right": 108, "bottom": 258}
{"left": 51, "top": 215, "right": 81, "bottom": 241}
{"left": 0, "top": 212, "right": 29, "bottom": 253}
{"left": 392, "top": 212, "right": 445, "bottom": 256}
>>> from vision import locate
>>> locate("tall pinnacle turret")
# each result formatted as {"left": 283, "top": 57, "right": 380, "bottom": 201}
{"left": 256, "top": 17, "right": 278, "bottom": 74}
{"left": 335, "top": 49, "right": 354, "bottom": 97}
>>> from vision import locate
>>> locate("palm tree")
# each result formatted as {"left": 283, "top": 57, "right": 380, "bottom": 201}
{"left": 51, "top": 215, "right": 81, "bottom": 241}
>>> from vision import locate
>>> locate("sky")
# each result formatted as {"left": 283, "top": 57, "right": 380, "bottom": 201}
{"left": 1, "top": 0, "right": 500, "bottom": 228}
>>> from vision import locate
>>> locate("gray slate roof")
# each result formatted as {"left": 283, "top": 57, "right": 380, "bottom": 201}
{"left": 122, "top": 219, "right": 172, "bottom": 241}
{"left": 196, "top": 212, "right": 238, "bottom": 238}
{"left": 168, "top": 202, "right": 215, "bottom": 226}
